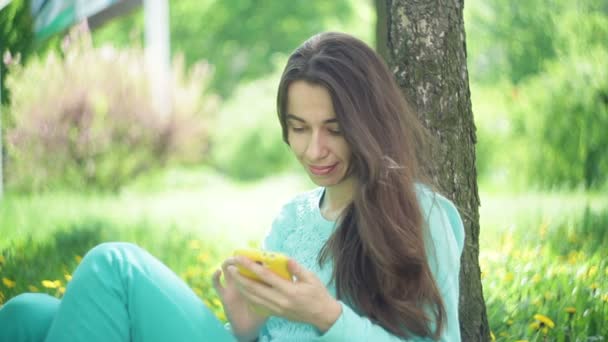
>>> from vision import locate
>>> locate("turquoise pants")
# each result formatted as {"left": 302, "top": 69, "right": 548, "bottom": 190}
{"left": 0, "top": 242, "right": 236, "bottom": 342}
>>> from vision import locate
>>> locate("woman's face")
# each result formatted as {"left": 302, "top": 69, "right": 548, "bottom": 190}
{"left": 286, "top": 81, "right": 352, "bottom": 188}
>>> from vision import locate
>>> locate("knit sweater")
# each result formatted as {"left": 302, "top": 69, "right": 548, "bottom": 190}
{"left": 257, "top": 186, "right": 464, "bottom": 341}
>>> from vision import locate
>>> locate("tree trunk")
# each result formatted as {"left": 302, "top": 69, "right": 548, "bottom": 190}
{"left": 378, "top": 0, "right": 490, "bottom": 340}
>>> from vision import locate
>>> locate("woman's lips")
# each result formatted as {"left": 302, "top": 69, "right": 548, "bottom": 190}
{"left": 309, "top": 164, "right": 337, "bottom": 176}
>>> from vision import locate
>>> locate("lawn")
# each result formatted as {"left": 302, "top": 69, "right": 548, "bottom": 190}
{"left": 1, "top": 167, "right": 606, "bottom": 340}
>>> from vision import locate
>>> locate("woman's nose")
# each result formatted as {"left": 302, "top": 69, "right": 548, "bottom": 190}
{"left": 305, "top": 131, "right": 328, "bottom": 160}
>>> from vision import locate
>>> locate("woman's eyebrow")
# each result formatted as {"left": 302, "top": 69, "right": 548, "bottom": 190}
{"left": 286, "top": 114, "right": 306, "bottom": 122}
{"left": 286, "top": 114, "right": 338, "bottom": 124}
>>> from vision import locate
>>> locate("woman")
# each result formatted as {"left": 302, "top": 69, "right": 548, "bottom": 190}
{"left": 0, "top": 32, "right": 464, "bottom": 342}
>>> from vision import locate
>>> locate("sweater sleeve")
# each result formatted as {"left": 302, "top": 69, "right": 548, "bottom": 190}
{"left": 314, "top": 190, "right": 465, "bottom": 342}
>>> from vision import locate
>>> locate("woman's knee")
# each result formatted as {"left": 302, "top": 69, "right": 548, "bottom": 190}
{"left": 81, "top": 242, "right": 143, "bottom": 267}
{"left": 0, "top": 293, "right": 59, "bottom": 342}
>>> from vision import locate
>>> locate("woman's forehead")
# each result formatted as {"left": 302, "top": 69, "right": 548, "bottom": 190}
{"left": 286, "top": 81, "right": 336, "bottom": 122}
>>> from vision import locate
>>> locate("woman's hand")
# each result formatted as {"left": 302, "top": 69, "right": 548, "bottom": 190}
{"left": 229, "top": 256, "right": 342, "bottom": 333}
{"left": 213, "top": 258, "right": 268, "bottom": 342}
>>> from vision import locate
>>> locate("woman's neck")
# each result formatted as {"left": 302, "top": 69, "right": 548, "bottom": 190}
{"left": 321, "top": 177, "right": 356, "bottom": 221}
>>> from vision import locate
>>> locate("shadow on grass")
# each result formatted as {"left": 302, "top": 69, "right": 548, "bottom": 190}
{"left": 0, "top": 217, "right": 226, "bottom": 305}
{"left": 547, "top": 205, "right": 608, "bottom": 257}
{"left": 0, "top": 219, "right": 107, "bottom": 299}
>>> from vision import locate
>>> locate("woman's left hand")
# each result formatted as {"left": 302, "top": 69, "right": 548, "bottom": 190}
{"left": 227, "top": 256, "right": 342, "bottom": 333}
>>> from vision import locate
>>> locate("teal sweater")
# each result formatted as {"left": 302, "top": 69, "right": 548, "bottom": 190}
{"left": 257, "top": 186, "right": 464, "bottom": 341}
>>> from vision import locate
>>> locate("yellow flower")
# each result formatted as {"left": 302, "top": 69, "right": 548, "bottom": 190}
{"left": 182, "top": 266, "right": 202, "bottom": 280}
{"left": 565, "top": 307, "right": 576, "bottom": 314}
{"left": 529, "top": 321, "right": 540, "bottom": 330}
{"left": 2, "top": 277, "right": 16, "bottom": 288}
{"left": 588, "top": 266, "right": 598, "bottom": 278}
{"left": 28, "top": 285, "right": 39, "bottom": 292}
{"left": 189, "top": 240, "right": 201, "bottom": 250}
{"left": 59, "top": 287, "right": 66, "bottom": 295}
{"left": 590, "top": 283, "right": 599, "bottom": 290}
{"left": 216, "top": 310, "right": 226, "bottom": 321}
{"left": 75, "top": 255, "right": 83, "bottom": 263}
{"left": 503, "top": 272, "right": 514, "bottom": 282}
{"left": 64, "top": 274, "right": 72, "bottom": 282}
{"left": 42, "top": 280, "right": 62, "bottom": 289}
{"left": 212, "top": 298, "right": 222, "bottom": 307}
{"left": 197, "top": 252, "right": 210, "bottom": 263}
{"left": 533, "top": 314, "right": 555, "bottom": 329}
{"left": 567, "top": 251, "right": 580, "bottom": 265}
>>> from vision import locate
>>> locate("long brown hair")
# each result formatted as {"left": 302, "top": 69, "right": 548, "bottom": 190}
{"left": 276, "top": 32, "right": 445, "bottom": 339}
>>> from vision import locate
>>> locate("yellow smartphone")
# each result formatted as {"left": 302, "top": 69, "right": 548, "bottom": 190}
{"left": 233, "top": 249, "right": 291, "bottom": 282}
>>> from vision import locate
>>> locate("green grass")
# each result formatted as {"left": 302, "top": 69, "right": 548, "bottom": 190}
{"left": 479, "top": 192, "right": 608, "bottom": 341}
{"left": 1, "top": 168, "right": 606, "bottom": 340}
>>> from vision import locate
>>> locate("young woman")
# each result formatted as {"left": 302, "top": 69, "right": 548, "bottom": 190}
{"left": 0, "top": 32, "right": 464, "bottom": 342}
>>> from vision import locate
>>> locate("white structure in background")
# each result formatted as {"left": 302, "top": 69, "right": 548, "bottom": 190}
{"left": 144, "top": 0, "right": 171, "bottom": 119}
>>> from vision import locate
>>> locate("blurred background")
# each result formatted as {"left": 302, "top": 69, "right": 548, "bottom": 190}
{"left": 0, "top": 0, "right": 607, "bottom": 340}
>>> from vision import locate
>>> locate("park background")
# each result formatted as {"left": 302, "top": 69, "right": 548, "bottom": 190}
{"left": 0, "top": 0, "right": 607, "bottom": 341}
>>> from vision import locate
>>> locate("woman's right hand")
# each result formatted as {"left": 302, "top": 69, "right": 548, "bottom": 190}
{"left": 213, "top": 257, "right": 268, "bottom": 342}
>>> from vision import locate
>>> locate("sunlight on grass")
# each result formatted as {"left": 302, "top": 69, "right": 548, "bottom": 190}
{"left": 0, "top": 169, "right": 606, "bottom": 340}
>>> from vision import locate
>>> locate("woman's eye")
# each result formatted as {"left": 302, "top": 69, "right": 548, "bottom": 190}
{"left": 290, "top": 126, "right": 306, "bottom": 132}
{"left": 328, "top": 128, "right": 342, "bottom": 136}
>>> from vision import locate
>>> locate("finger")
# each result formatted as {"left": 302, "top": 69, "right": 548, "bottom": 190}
{"left": 212, "top": 269, "right": 225, "bottom": 294}
{"left": 221, "top": 257, "right": 238, "bottom": 270}
{"left": 287, "top": 259, "right": 312, "bottom": 282}
{"left": 233, "top": 273, "right": 284, "bottom": 314}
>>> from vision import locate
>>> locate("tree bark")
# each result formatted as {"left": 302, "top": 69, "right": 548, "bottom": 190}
{"left": 379, "top": 0, "right": 490, "bottom": 340}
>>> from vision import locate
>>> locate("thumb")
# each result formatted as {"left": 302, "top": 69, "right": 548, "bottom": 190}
{"left": 287, "top": 259, "right": 310, "bottom": 281}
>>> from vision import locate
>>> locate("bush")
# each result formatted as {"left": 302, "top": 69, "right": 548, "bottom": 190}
{"left": 4, "top": 37, "right": 219, "bottom": 192}
{"left": 209, "top": 70, "right": 296, "bottom": 181}
{"left": 509, "top": 47, "right": 608, "bottom": 190}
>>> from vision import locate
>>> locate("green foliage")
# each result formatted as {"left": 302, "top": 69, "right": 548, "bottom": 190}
{"left": 467, "top": 0, "right": 608, "bottom": 190}
{"left": 509, "top": 49, "right": 608, "bottom": 189}
{"left": 172, "top": 0, "right": 353, "bottom": 96}
{"left": 4, "top": 38, "right": 219, "bottom": 192}
{"left": 547, "top": 206, "right": 608, "bottom": 257}
{"left": 0, "top": 0, "right": 33, "bottom": 105}
{"left": 465, "top": 0, "right": 559, "bottom": 84}
{"left": 93, "top": 0, "right": 359, "bottom": 97}
{"left": 209, "top": 70, "right": 297, "bottom": 180}
{"left": 0, "top": 0, "right": 61, "bottom": 105}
